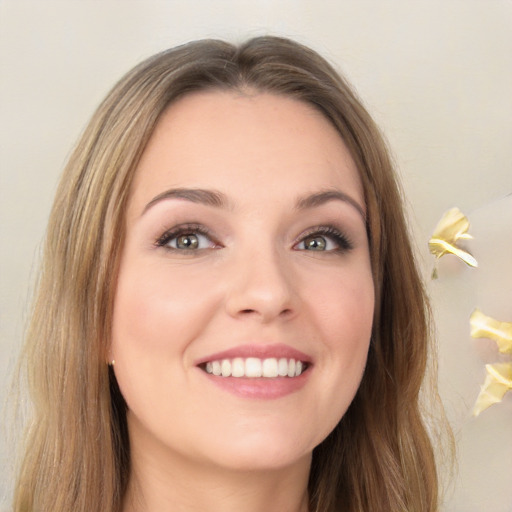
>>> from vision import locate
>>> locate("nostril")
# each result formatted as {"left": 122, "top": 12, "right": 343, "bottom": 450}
{"left": 236, "top": 307, "right": 293, "bottom": 320}
{"left": 226, "top": 278, "right": 297, "bottom": 321}
{"left": 240, "top": 307, "right": 292, "bottom": 315}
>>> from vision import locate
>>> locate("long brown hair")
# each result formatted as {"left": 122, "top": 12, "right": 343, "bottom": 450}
{"left": 14, "top": 36, "right": 447, "bottom": 511}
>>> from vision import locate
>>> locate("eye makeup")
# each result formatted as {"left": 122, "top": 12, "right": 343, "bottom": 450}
{"left": 154, "top": 220, "right": 353, "bottom": 256}
{"left": 154, "top": 223, "right": 219, "bottom": 252}
{"left": 293, "top": 225, "right": 353, "bottom": 253}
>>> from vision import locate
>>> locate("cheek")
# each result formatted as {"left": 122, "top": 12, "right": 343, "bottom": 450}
{"left": 307, "top": 264, "right": 374, "bottom": 405}
{"left": 313, "top": 265, "right": 374, "bottom": 348}
{"left": 112, "top": 260, "right": 217, "bottom": 352}
{"left": 109, "top": 260, "right": 221, "bottom": 421}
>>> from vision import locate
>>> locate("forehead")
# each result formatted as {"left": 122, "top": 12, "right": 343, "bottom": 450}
{"left": 129, "top": 90, "right": 363, "bottom": 214}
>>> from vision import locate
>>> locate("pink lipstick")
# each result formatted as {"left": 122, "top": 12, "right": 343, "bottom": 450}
{"left": 195, "top": 344, "right": 312, "bottom": 399}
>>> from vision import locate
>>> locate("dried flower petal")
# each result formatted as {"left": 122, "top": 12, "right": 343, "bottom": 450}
{"left": 473, "top": 363, "right": 512, "bottom": 416}
{"left": 470, "top": 309, "right": 512, "bottom": 354}
{"left": 429, "top": 208, "right": 477, "bottom": 277}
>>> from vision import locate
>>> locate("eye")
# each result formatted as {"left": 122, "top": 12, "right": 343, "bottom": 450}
{"left": 301, "top": 234, "right": 331, "bottom": 251}
{"left": 169, "top": 233, "right": 210, "bottom": 250}
{"left": 155, "top": 224, "right": 217, "bottom": 252}
{"left": 294, "top": 226, "right": 353, "bottom": 253}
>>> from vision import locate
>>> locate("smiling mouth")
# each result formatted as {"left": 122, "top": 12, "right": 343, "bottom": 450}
{"left": 200, "top": 357, "right": 308, "bottom": 378}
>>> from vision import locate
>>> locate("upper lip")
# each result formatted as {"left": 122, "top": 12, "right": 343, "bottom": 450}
{"left": 194, "top": 343, "right": 312, "bottom": 366}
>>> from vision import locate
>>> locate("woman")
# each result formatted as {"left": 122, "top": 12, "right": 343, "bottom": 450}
{"left": 14, "top": 36, "right": 446, "bottom": 511}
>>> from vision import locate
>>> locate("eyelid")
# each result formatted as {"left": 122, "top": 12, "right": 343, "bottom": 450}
{"left": 154, "top": 223, "right": 219, "bottom": 250}
{"left": 154, "top": 223, "right": 353, "bottom": 253}
{"left": 293, "top": 225, "right": 353, "bottom": 252}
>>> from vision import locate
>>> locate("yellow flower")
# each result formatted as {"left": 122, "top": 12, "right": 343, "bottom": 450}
{"left": 429, "top": 208, "right": 477, "bottom": 277}
{"left": 473, "top": 363, "right": 512, "bottom": 416}
{"left": 470, "top": 309, "right": 512, "bottom": 355}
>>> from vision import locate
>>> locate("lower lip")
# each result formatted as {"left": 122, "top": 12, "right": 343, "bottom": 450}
{"left": 199, "top": 369, "right": 310, "bottom": 399}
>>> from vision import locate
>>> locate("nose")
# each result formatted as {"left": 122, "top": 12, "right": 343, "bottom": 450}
{"left": 224, "top": 247, "right": 298, "bottom": 323}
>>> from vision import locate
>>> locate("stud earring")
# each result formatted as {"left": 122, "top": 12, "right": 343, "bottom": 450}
{"left": 108, "top": 360, "right": 115, "bottom": 366}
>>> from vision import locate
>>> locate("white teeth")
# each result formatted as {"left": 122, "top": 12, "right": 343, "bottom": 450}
{"left": 203, "top": 357, "right": 306, "bottom": 378}
{"left": 287, "top": 359, "right": 296, "bottom": 378}
{"left": 212, "top": 361, "right": 221, "bottom": 376}
{"left": 278, "top": 358, "right": 289, "bottom": 376}
{"left": 262, "top": 358, "right": 278, "bottom": 377}
{"left": 221, "top": 359, "right": 231, "bottom": 377}
{"left": 232, "top": 357, "right": 244, "bottom": 377}
{"left": 245, "top": 357, "right": 262, "bottom": 377}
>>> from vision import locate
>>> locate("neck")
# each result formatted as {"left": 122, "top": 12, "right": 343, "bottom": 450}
{"left": 122, "top": 442, "right": 311, "bottom": 512}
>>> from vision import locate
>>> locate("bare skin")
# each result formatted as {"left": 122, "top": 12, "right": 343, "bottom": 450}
{"left": 112, "top": 90, "right": 373, "bottom": 511}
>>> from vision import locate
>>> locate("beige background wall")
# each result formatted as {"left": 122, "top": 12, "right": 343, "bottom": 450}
{"left": 1, "top": 2, "right": 511, "bottom": 510}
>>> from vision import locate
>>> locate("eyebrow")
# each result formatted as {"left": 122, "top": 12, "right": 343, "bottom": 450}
{"left": 142, "top": 187, "right": 365, "bottom": 220}
{"left": 142, "top": 188, "right": 230, "bottom": 215}
{"left": 295, "top": 189, "right": 366, "bottom": 221}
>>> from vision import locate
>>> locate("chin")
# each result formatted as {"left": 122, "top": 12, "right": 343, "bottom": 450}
{"left": 206, "top": 442, "right": 313, "bottom": 473}
{"left": 191, "top": 422, "right": 325, "bottom": 473}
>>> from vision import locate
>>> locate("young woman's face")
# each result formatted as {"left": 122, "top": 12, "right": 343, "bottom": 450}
{"left": 111, "top": 91, "right": 374, "bottom": 473}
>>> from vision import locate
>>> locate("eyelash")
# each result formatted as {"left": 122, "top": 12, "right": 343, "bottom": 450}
{"left": 154, "top": 224, "right": 353, "bottom": 253}
{"left": 155, "top": 223, "right": 218, "bottom": 252}
{"left": 294, "top": 225, "right": 353, "bottom": 253}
